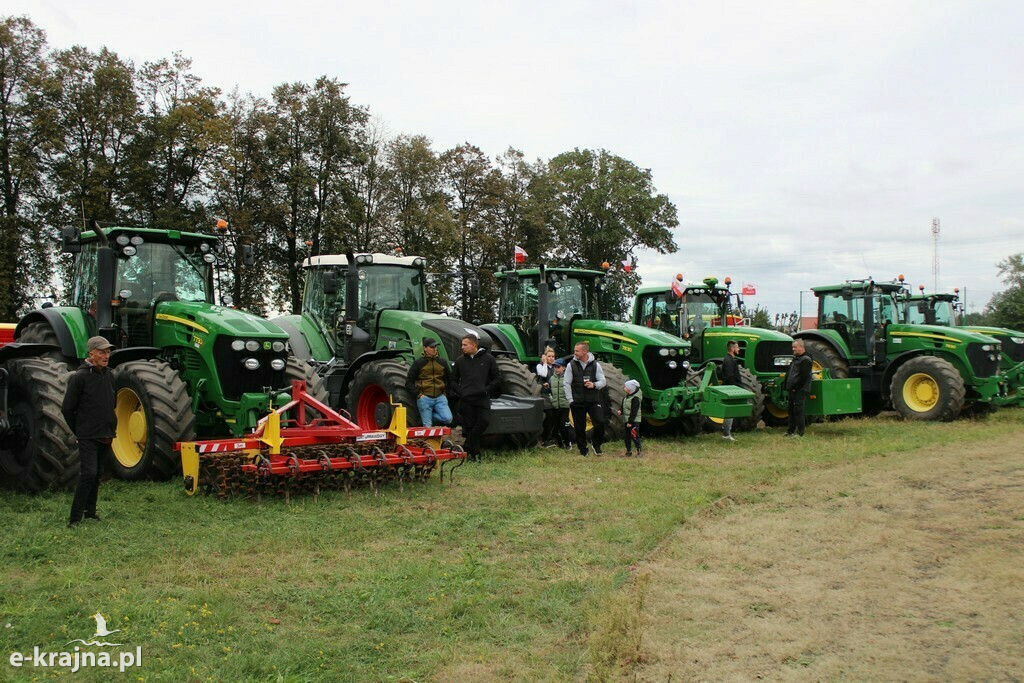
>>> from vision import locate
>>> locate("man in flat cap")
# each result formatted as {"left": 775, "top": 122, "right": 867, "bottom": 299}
{"left": 62, "top": 336, "right": 117, "bottom": 527}
{"left": 406, "top": 336, "right": 452, "bottom": 427}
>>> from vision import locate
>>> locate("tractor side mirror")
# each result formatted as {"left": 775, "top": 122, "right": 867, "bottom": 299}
{"left": 62, "top": 227, "right": 82, "bottom": 254}
{"left": 917, "top": 302, "right": 928, "bottom": 314}
{"left": 240, "top": 244, "right": 254, "bottom": 267}
{"left": 841, "top": 287, "right": 853, "bottom": 300}
{"left": 468, "top": 277, "right": 481, "bottom": 298}
{"left": 323, "top": 270, "right": 338, "bottom": 295}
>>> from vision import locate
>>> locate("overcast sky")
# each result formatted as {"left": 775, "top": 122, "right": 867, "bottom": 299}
{"left": 10, "top": 0, "right": 1023, "bottom": 317}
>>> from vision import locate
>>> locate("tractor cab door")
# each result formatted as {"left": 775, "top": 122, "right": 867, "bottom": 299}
{"left": 819, "top": 290, "right": 869, "bottom": 357}
{"left": 500, "top": 275, "right": 541, "bottom": 354}
{"left": 70, "top": 242, "right": 101, "bottom": 338}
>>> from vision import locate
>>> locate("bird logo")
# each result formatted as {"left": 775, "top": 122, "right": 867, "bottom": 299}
{"left": 66, "top": 612, "right": 123, "bottom": 647}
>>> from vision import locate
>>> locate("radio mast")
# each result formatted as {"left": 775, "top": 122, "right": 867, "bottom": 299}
{"left": 931, "top": 218, "right": 940, "bottom": 292}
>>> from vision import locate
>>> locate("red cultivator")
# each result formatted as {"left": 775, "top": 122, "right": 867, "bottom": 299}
{"left": 176, "top": 381, "right": 466, "bottom": 501}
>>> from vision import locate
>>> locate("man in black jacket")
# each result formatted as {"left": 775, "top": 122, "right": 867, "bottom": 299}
{"left": 405, "top": 337, "right": 452, "bottom": 427}
{"left": 62, "top": 336, "right": 117, "bottom": 527}
{"left": 450, "top": 334, "right": 501, "bottom": 460}
{"left": 564, "top": 341, "right": 607, "bottom": 456}
{"left": 720, "top": 340, "right": 742, "bottom": 441}
{"left": 785, "top": 339, "right": 814, "bottom": 437}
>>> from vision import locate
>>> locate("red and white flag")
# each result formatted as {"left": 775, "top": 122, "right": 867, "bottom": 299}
{"left": 621, "top": 258, "right": 634, "bottom": 273}
{"left": 742, "top": 283, "right": 756, "bottom": 296}
{"left": 514, "top": 246, "right": 527, "bottom": 264}
{"left": 671, "top": 274, "right": 685, "bottom": 298}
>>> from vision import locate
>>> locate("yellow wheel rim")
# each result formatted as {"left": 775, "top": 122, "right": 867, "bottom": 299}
{"left": 707, "top": 416, "right": 724, "bottom": 425}
{"left": 765, "top": 401, "right": 788, "bottom": 418}
{"left": 114, "top": 388, "right": 147, "bottom": 468}
{"left": 903, "top": 372, "right": 939, "bottom": 412}
{"left": 645, "top": 417, "right": 669, "bottom": 427}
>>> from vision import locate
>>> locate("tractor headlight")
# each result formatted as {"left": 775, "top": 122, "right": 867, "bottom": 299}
{"left": 231, "top": 339, "right": 245, "bottom": 351}
{"left": 658, "top": 348, "right": 670, "bottom": 357}
{"left": 122, "top": 246, "right": 137, "bottom": 256}
{"left": 358, "top": 270, "right": 367, "bottom": 281}
{"left": 244, "top": 340, "right": 260, "bottom": 352}
{"left": 272, "top": 341, "right": 285, "bottom": 352}
{"left": 669, "top": 348, "right": 678, "bottom": 356}
{"left": 981, "top": 344, "right": 994, "bottom": 352}
{"left": 774, "top": 356, "right": 793, "bottom": 366}
{"left": 129, "top": 236, "right": 144, "bottom": 246}
{"left": 413, "top": 257, "right": 426, "bottom": 268}
{"left": 667, "top": 360, "right": 678, "bottom": 369}
{"left": 270, "top": 358, "right": 286, "bottom": 371}
{"left": 681, "top": 360, "right": 691, "bottom": 370}
{"left": 115, "top": 234, "right": 130, "bottom": 246}
{"left": 1010, "top": 337, "right": 1024, "bottom": 344}
{"left": 222, "top": 295, "right": 233, "bottom": 306}
{"left": 243, "top": 358, "right": 260, "bottom": 370}
{"left": 200, "top": 242, "right": 211, "bottom": 253}
{"left": 202, "top": 253, "right": 216, "bottom": 263}
{"left": 989, "top": 354, "right": 998, "bottom": 361}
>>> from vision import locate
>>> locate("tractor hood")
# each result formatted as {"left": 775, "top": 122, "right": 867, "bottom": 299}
{"left": 959, "top": 326, "right": 1024, "bottom": 363}
{"left": 155, "top": 300, "right": 289, "bottom": 340}
{"left": 572, "top": 319, "right": 690, "bottom": 349}
{"left": 379, "top": 309, "right": 493, "bottom": 362}
{"left": 888, "top": 323, "right": 1000, "bottom": 346}
{"left": 702, "top": 326, "right": 792, "bottom": 343}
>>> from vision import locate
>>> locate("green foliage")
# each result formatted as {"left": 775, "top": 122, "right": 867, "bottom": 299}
{"left": 985, "top": 253, "right": 1024, "bottom": 330}
{"left": 749, "top": 304, "right": 773, "bottom": 329}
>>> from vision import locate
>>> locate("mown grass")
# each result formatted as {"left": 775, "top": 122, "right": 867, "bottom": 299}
{"left": 1, "top": 411, "right": 1021, "bottom": 681}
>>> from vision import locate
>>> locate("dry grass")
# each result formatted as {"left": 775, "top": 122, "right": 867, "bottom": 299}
{"left": 623, "top": 433, "right": 1024, "bottom": 681}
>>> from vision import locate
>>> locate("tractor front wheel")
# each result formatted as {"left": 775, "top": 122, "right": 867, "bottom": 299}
{"left": 110, "top": 360, "right": 196, "bottom": 480}
{"left": 346, "top": 359, "right": 418, "bottom": 430}
{"left": 890, "top": 356, "right": 966, "bottom": 421}
{"left": 0, "top": 358, "right": 77, "bottom": 492}
{"left": 17, "top": 321, "right": 67, "bottom": 365}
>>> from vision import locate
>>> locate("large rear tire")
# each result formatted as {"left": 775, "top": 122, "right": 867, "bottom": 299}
{"left": 889, "top": 355, "right": 966, "bottom": 421}
{"left": 17, "top": 321, "right": 67, "bottom": 364}
{"left": 346, "top": 359, "right": 419, "bottom": 429}
{"left": 110, "top": 360, "right": 196, "bottom": 480}
{"left": 600, "top": 364, "right": 628, "bottom": 440}
{"left": 484, "top": 357, "right": 545, "bottom": 450}
{"left": 282, "top": 357, "right": 330, "bottom": 404}
{"left": 0, "top": 358, "right": 77, "bottom": 492}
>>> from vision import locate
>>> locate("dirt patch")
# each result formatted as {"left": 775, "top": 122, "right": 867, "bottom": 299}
{"left": 625, "top": 437, "right": 1024, "bottom": 681}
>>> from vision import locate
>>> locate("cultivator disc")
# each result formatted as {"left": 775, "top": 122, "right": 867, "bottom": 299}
{"left": 176, "top": 381, "right": 465, "bottom": 501}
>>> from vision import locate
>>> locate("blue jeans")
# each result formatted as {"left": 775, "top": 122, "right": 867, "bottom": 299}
{"left": 416, "top": 395, "right": 452, "bottom": 427}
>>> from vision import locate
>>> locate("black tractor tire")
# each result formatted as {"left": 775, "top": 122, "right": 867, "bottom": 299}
{"left": 282, "top": 356, "right": 330, "bottom": 405}
{"left": 17, "top": 321, "right": 67, "bottom": 364}
{"left": 600, "top": 364, "right": 628, "bottom": 440}
{"left": 346, "top": 359, "right": 419, "bottom": 430}
{"left": 800, "top": 339, "right": 850, "bottom": 379}
{"left": 0, "top": 358, "right": 77, "bottom": 492}
{"left": 761, "top": 397, "right": 789, "bottom": 427}
{"left": 110, "top": 360, "right": 196, "bottom": 480}
{"left": 889, "top": 355, "right": 966, "bottom": 422}
{"left": 483, "top": 357, "right": 546, "bottom": 450}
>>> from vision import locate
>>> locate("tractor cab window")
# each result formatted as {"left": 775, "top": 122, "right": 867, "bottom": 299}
{"left": 71, "top": 242, "right": 100, "bottom": 321}
{"left": 637, "top": 294, "right": 676, "bottom": 332}
{"left": 871, "top": 292, "right": 900, "bottom": 329}
{"left": 905, "top": 300, "right": 928, "bottom": 325}
{"left": 820, "top": 291, "right": 866, "bottom": 351}
{"left": 551, "top": 276, "right": 599, "bottom": 322}
{"left": 115, "top": 242, "right": 212, "bottom": 306}
{"left": 302, "top": 268, "right": 345, "bottom": 338}
{"left": 500, "top": 276, "right": 540, "bottom": 347}
{"left": 681, "top": 292, "right": 719, "bottom": 337}
{"left": 356, "top": 266, "right": 424, "bottom": 330}
{"left": 931, "top": 300, "right": 956, "bottom": 325}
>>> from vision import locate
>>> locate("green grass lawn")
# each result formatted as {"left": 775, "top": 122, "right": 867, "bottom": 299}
{"left": 2, "top": 411, "right": 1021, "bottom": 681}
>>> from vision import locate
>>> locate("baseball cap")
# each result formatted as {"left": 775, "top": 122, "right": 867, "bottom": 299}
{"left": 422, "top": 337, "right": 438, "bottom": 348}
{"left": 553, "top": 358, "right": 567, "bottom": 367}
{"left": 87, "top": 336, "right": 115, "bottom": 352}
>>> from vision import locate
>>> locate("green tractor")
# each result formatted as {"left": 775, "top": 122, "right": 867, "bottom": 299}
{"left": 901, "top": 285, "right": 1024, "bottom": 407}
{"left": 478, "top": 265, "right": 754, "bottom": 437}
{"left": 271, "top": 253, "right": 544, "bottom": 449}
{"left": 0, "top": 223, "right": 324, "bottom": 492}
{"left": 793, "top": 278, "right": 1003, "bottom": 420}
{"left": 632, "top": 277, "right": 862, "bottom": 428}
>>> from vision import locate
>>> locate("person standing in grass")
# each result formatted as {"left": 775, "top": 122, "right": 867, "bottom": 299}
{"left": 406, "top": 337, "right": 452, "bottom": 427}
{"left": 720, "top": 340, "right": 742, "bottom": 441}
{"left": 785, "top": 339, "right": 814, "bottom": 437}
{"left": 548, "top": 358, "right": 572, "bottom": 449}
{"left": 535, "top": 347, "right": 560, "bottom": 447}
{"left": 564, "top": 341, "right": 607, "bottom": 456}
{"left": 451, "top": 333, "right": 501, "bottom": 461}
{"left": 619, "top": 379, "right": 643, "bottom": 457}
{"left": 62, "top": 336, "right": 117, "bottom": 528}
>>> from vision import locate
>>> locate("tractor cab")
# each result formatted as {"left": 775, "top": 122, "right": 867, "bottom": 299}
{"left": 814, "top": 280, "right": 903, "bottom": 362}
{"left": 634, "top": 278, "right": 740, "bottom": 363}
{"left": 496, "top": 266, "right": 614, "bottom": 357}
{"left": 903, "top": 293, "right": 961, "bottom": 326}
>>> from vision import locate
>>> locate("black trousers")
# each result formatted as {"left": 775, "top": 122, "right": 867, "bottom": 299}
{"left": 70, "top": 438, "right": 110, "bottom": 521}
{"left": 787, "top": 391, "right": 807, "bottom": 436}
{"left": 543, "top": 407, "right": 571, "bottom": 447}
{"left": 570, "top": 401, "right": 606, "bottom": 455}
{"left": 459, "top": 398, "right": 491, "bottom": 458}
{"left": 624, "top": 422, "right": 642, "bottom": 453}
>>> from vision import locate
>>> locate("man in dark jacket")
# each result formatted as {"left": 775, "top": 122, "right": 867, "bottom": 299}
{"left": 450, "top": 333, "right": 501, "bottom": 460}
{"left": 785, "top": 339, "right": 814, "bottom": 437}
{"left": 406, "top": 337, "right": 452, "bottom": 427}
{"left": 564, "top": 341, "right": 607, "bottom": 456}
{"left": 62, "top": 336, "right": 117, "bottom": 527}
{"left": 720, "top": 340, "right": 742, "bottom": 441}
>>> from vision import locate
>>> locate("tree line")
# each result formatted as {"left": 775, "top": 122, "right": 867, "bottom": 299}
{"left": 0, "top": 15, "right": 679, "bottom": 322}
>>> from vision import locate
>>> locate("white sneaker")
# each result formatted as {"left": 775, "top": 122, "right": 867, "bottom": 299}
{"left": 722, "top": 435, "right": 736, "bottom": 441}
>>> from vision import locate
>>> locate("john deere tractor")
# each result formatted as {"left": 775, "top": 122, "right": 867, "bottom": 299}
{"left": 901, "top": 285, "right": 1024, "bottom": 407}
{"left": 479, "top": 265, "right": 754, "bottom": 437}
{"left": 633, "top": 277, "right": 862, "bottom": 427}
{"left": 793, "top": 278, "right": 1002, "bottom": 420}
{"left": 0, "top": 223, "right": 323, "bottom": 492}
{"left": 271, "top": 253, "right": 544, "bottom": 449}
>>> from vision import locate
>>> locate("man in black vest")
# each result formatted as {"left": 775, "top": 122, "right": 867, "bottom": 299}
{"left": 563, "top": 341, "right": 607, "bottom": 456}
{"left": 720, "top": 340, "right": 742, "bottom": 441}
{"left": 62, "top": 336, "right": 117, "bottom": 527}
{"left": 450, "top": 333, "right": 501, "bottom": 460}
{"left": 785, "top": 339, "right": 814, "bottom": 437}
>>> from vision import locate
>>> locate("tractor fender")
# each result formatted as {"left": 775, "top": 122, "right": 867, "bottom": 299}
{"left": 336, "top": 348, "right": 408, "bottom": 398}
{"left": 109, "top": 346, "right": 162, "bottom": 369}
{"left": 480, "top": 324, "right": 514, "bottom": 352}
{"left": 0, "top": 342, "right": 64, "bottom": 365}
{"left": 793, "top": 330, "right": 849, "bottom": 359}
{"left": 15, "top": 308, "right": 83, "bottom": 359}
{"left": 271, "top": 315, "right": 317, "bottom": 361}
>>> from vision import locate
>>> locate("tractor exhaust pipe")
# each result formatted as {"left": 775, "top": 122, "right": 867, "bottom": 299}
{"left": 90, "top": 219, "right": 116, "bottom": 335}
{"left": 537, "top": 264, "right": 549, "bottom": 356}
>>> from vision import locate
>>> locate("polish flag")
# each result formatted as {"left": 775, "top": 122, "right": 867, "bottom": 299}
{"left": 514, "top": 246, "right": 527, "bottom": 263}
{"left": 671, "top": 274, "right": 685, "bottom": 299}
{"left": 742, "top": 284, "right": 756, "bottom": 296}
{"left": 621, "top": 258, "right": 634, "bottom": 273}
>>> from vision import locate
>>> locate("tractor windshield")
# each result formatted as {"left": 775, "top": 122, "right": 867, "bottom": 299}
{"left": 356, "top": 266, "right": 425, "bottom": 329}
{"left": 115, "top": 242, "right": 212, "bottom": 306}
{"left": 682, "top": 292, "right": 721, "bottom": 334}
{"left": 550, "top": 276, "right": 600, "bottom": 321}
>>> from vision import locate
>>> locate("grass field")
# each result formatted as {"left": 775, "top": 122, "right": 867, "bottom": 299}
{"left": 1, "top": 411, "right": 1021, "bottom": 681}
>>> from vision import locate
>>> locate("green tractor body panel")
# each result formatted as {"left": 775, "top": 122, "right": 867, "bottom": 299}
{"left": 633, "top": 282, "right": 861, "bottom": 420}
{"left": 271, "top": 313, "right": 333, "bottom": 362}
{"left": 488, "top": 267, "right": 754, "bottom": 431}
{"left": 794, "top": 280, "right": 1003, "bottom": 419}
{"left": 903, "top": 293, "right": 1024, "bottom": 406}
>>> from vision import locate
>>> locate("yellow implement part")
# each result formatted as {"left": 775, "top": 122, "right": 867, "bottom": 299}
{"left": 387, "top": 400, "right": 408, "bottom": 445}
{"left": 260, "top": 409, "right": 283, "bottom": 455}
{"left": 181, "top": 443, "right": 199, "bottom": 496}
